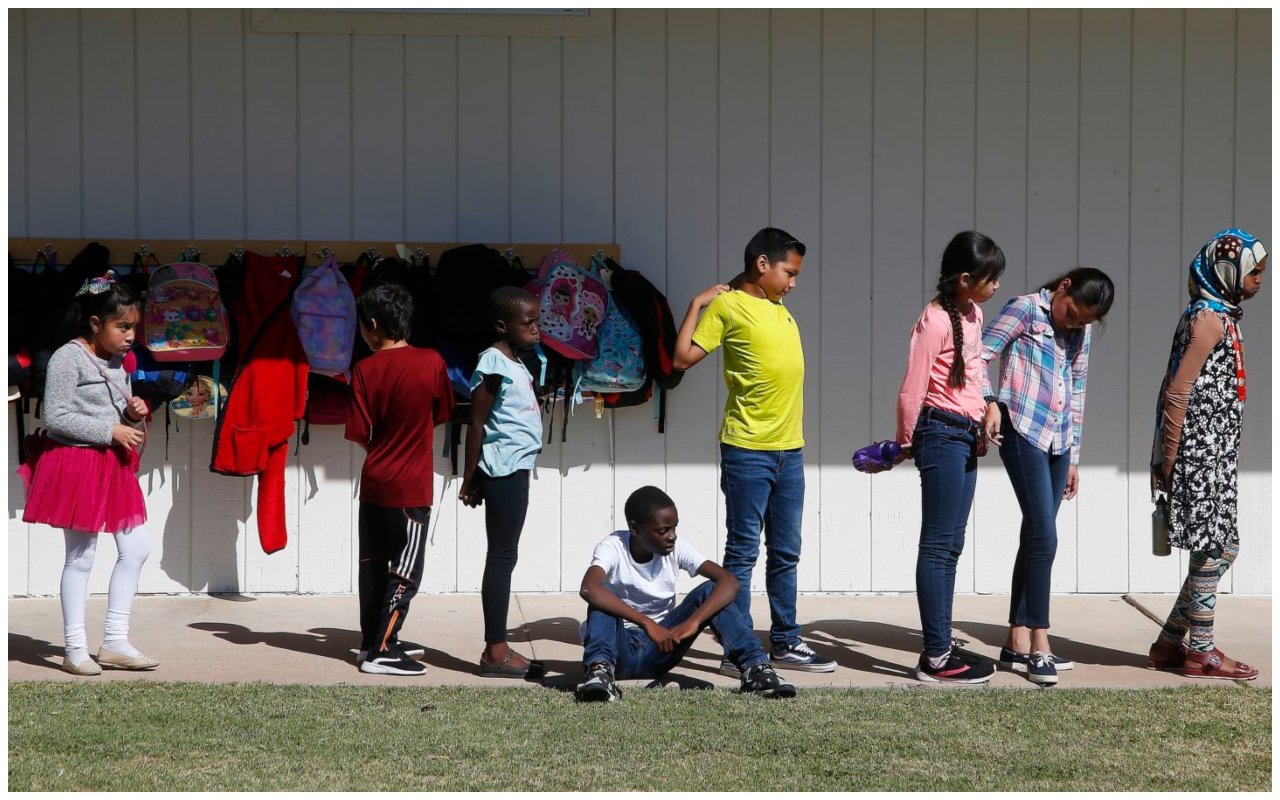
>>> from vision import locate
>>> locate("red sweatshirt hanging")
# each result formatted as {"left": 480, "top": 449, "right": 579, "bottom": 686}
{"left": 211, "top": 251, "right": 308, "bottom": 554}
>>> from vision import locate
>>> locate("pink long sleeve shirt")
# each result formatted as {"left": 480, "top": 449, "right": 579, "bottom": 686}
{"left": 896, "top": 301, "right": 992, "bottom": 447}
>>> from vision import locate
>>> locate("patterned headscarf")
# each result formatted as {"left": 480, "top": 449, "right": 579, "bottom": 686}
{"left": 1150, "top": 227, "right": 1266, "bottom": 500}
{"left": 1187, "top": 227, "right": 1266, "bottom": 319}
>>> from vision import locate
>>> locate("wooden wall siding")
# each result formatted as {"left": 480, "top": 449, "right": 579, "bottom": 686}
{"left": 6, "top": 9, "right": 1271, "bottom": 596}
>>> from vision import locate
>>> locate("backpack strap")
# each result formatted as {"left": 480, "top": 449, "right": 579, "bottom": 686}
{"left": 14, "top": 398, "right": 26, "bottom": 464}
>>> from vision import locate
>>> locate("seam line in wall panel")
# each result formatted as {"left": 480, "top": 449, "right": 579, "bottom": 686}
{"left": 242, "top": 10, "right": 248, "bottom": 238}
{"left": 77, "top": 10, "right": 84, "bottom": 236}
{"left": 134, "top": 11, "right": 141, "bottom": 236}
{"left": 1074, "top": 8, "right": 1082, "bottom": 591}
{"left": 188, "top": 10, "right": 194, "bottom": 238}
{"left": 508, "top": 35, "right": 513, "bottom": 243}
{"left": 816, "top": 9, "right": 823, "bottom": 587}
{"left": 403, "top": 34, "right": 408, "bottom": 241}
{"left": 20, "top": 9, "right": 28, "bottom": 235}
{"left": 662, "top": 9, "right": 669, "bottom": 488}
{"left": 350, "top": 34, "right": 355, "bottom": 241}
{"left": 868, "top": 9, "right": 876, "bottom": 587}
{"left": 1230, "top": 10, "right": 1238, "bottom": 225}
{"left": 1125, "top": 8, "right": 1134, "bottom": 594}
{"left": 455, "top": 37, "right": 460, "bottom": 243}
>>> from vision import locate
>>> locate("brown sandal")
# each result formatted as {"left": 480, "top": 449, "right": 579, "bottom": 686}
{"left": 1146, "top": 639, "right": 1186, "bottom": 671}
{"left": 1180, "top": 647, "right": 1258, "bottom": 681}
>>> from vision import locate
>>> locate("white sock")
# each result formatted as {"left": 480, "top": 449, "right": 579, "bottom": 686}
{"left": 102, "top": 528, "right": 150, "bottom": 656}
{"left": 61, "top": 530, "right": 97, "bottom": 661}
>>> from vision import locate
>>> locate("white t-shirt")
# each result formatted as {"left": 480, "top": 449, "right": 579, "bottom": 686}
{"left": 579, "top": 531, "right": 708, "bottom": 639}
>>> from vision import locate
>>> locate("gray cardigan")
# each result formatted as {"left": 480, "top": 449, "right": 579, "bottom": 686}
{"left": 43, "top": 341, "right": 143, "bottom": 447}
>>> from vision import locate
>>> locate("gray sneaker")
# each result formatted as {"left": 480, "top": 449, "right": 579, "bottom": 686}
{"left": 770, "top": 641, "right": 837, "bottom": 673}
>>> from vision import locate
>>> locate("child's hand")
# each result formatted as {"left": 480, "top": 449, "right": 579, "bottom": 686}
{"left": 644, "top": 620, "right": 681, "bottom": 653}
{"left": 459, "top": 480, "right": 482, "bottom": 508}
{"left": 983, "top": 404, "right": 1003, "bottom": 446}
{"left": 111, "top": 424, "right": 145, "bottom": 451}
{"left": 1063, "top": 465, "right": 1080, "bottom": 500}
{"left": 667, "top": 619, "right": 701, "bottom": 644}
{"left": 125, "top": 396, "right": 149, "bottom": 422}
{"left": 693, "top": 283, "right": 731, "bottom": 310}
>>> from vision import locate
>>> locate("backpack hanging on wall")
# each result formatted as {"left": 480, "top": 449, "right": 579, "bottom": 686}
{"left": 291, "top": 253, "right": 357, "bottom": 378}
{"left": 605, "top": 256, "right": 684, "bottom": 391}
{"left": 143, "top": 261, "right": 229, "bottom": 362}
{"left": 574, "top": 256, "right": 646, "bottom": 393}
{"left": 530, "top": 249, "right": 608, "bottom": 361}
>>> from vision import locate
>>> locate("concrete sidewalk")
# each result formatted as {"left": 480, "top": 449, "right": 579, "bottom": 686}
{"left": 7, "top": 593, "right": 1270, "bottom": 690}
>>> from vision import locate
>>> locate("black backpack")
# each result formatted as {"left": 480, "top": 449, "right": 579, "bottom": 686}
{"left": 605, "top": 257, "right": 684, "bottom": 392}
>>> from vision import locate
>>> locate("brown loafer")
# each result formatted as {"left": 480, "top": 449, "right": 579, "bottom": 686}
{"left": 1180, "top": 647, "right": 1258, "bottom": 680}
{"left": 478, "top": 651, "right": 545, "bottom": 679}
{"left": 1146, "top": 639, "right": 1186, "bottom": 671}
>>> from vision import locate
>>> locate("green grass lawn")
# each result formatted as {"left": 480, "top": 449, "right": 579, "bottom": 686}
{"left": 8, "top": 682, "right": 1270, "bottom": 791}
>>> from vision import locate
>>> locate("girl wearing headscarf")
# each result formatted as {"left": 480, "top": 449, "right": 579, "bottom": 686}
{"left": 1147, "top": 228, "right": 1266, "bottom": 680}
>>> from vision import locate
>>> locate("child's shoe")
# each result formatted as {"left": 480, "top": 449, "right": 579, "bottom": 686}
{"left": 739, "top": 662, "right": 797, "bottom": 698}
{"left": 999, "top": 646, "right": 1074, "bottom": 673}
{"left": 1179, "top": 647, "right": 1258, "bottom": 681}
{"left": 769, "top": 641, "right": 836, "bottom": 673}
{"left": 718, "top": 659, "right": 741, "bottom": 678}
{"left": 915, "top": 649, "right": 994, "bottom": 684}
{"left": 357, "top": 639, "right": 425, "bottom": 666}
{"left": 575, "top": 663, "right": 622, "bottom": 702}
{"left": 61, "top": 655, "right": 102, "bottom": 676}
{"left": 1146, "top": 638, "right": 1187, "bottom": 671}
{"left": 1026, "top": 651, "right": 1058, "bottom": 686}
{"left": 360, "top": 647, "right": 427, "bottom": 676}
{"left": 97, "top": 646, "right": 159, "bottom": 670}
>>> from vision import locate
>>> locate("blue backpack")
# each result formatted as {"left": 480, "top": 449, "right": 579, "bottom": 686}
{"left": 574, "top": 257, "right": 646, "bottom": 393}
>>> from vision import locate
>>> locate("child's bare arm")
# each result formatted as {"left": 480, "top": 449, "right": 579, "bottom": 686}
{"left": 666, "top": 561, "right": 740, "bottom": 643}
{"left": 459, "top": 374, "right": 501, "bottom": 507}
{"left": 673, "top": 283, "right": 731, "bottom": 370}
{"left": 579, "top": 565, "right": 658, "bottom": 630}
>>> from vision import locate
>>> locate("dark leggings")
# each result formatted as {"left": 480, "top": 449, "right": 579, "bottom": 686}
{"left": 478, "top": 469, "right": 530, "bottom": 644}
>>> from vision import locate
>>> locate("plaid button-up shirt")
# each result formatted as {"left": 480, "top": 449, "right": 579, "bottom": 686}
{"left": 981, "top": 290, "right": 1091, "bottom": 465}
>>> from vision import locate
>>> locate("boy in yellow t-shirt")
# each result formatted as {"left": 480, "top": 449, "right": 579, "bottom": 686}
{"left": 672, "top": 227, "right": 835, "bottom": 676}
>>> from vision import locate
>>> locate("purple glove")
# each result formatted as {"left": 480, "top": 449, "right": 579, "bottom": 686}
{"left": 852, "top": 440, "right": 904, "bottom": 473}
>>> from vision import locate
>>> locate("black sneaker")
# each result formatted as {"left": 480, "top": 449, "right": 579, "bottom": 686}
{"left": 360, "top": 647, "right": 427, "bottom": 676}
{"left": 575, "top": 662, "right": 622, "bottom": 703}
{"left": 999, "top": 646, "right": 1074, "bottom": 672}
{"left": 1026, "top": 651, "right": 1058, "bottom": 686}
{"left": 915, "top": 649, "right": 995, "bottom": 684}
{"left": 357, "top": 639, "right": 425, "bottom": 666}
{"left": 739, "top": 662, "right": 797, "bottom": 698}
{"left": 770, "top": 641, "right": 837, "bottom": 673}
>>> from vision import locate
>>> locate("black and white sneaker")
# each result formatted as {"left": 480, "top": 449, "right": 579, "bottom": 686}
{"left": 916, "top": 649, "right": 995, "bottom": 684}
{"left": 998, "top": 646, "right": 1074, "bottom": 672}
{"left": 360, "top": 648, "right": 428, "bottom": 676}
{"left": 770, "top": 641, "right": 837, "bottom": 673}
{"left": 1026, "top": 651, "right": 1058, "bottom": 686}
{"left": 739, "top": 662, "right": 797, "bottom": 698}
{"left": 357, "top": 639, "right": 425, "bottom": 666}
{"left": 575, "top": 663, "right": 622, "bottom": 703}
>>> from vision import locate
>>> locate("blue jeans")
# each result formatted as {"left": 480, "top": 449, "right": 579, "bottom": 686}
{"left": 719, "top": 443, "right": 805, "bottom": 650}
{"left": 998, "top": 410, "right": 1069, "bottom": 630}
{"left": 913, "top": 409, "right": 978, "bottom": 657}
{"left": 581, "top": 581, "right": 769, "bottom": 678}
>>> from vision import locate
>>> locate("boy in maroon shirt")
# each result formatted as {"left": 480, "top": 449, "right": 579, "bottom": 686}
{"left": 345, "top": 283, "right": 454, "bottom": 675}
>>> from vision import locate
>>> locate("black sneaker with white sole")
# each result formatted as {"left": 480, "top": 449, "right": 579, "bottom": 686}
{"left": 915, "top": 649, "right": 995, "bottom": 684}
{"left": 575, "top": 662, "right": 622, "bottom": 703}
{"left": 1026, "top": 651, "right": 1058, "bottom": 686}
{"left": 739, "top": 662, "right": 797, "bottom": 698}
{"left": 360, "top": 648, "right": 427, "bottom": 676}
{"left": 998, "top": 646, "right": 1074, "bottom": 672}
{"left": 358, "top": 639, "right": 425, "bottom": 667}
{"left": 770, "top": 641, "right": 837, "bottom": 673}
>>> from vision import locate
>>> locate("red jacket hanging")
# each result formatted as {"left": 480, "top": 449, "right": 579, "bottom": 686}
{"left": 211, "top": 251, "right": 308, "bottom": 554}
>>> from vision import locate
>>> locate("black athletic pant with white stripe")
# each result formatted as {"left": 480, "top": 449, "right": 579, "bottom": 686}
{"left": 358, "top": 503, "right": 430, "bottom": 655}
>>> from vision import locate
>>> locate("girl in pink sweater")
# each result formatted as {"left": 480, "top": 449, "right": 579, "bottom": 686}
{"left": 895, "top": 231, "right": 1005, "bottom": 683}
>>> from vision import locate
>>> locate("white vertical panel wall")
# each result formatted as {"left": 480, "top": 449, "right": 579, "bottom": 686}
{"left": 6, "top": 9, "right": 1271, "bottom": 596}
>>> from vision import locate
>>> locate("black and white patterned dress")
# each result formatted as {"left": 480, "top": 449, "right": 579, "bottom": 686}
{"left": 1168, "top": 315, "right": 1243, "bottom": 552}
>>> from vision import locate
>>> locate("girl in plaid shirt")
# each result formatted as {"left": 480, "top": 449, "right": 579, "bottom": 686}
{"left": 980, "top": 267, "right": 1115, "bottom": 685}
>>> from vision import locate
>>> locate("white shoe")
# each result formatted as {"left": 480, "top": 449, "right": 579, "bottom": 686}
{"left": 97, "top": 646, "right": 159, "bottom": 670}
{"left": 62, "top": 655, "right": 102, "bottom": 676}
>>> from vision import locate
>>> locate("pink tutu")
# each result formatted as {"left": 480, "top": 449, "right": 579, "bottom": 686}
{"left": 18, "top": 436, "right": 146, "bottom": 533}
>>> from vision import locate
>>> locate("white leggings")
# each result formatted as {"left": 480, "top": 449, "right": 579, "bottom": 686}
{"left": 61, "top": 529, "right": 150, "bottom": 653}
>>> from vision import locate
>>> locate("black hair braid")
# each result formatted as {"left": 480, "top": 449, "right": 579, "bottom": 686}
{"left": 937, "top": 284, "right": 966, "bottom": 388}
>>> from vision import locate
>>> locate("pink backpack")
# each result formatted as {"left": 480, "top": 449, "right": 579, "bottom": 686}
{"left": 144, "top": 262, "right": 229, "bottom": 362}
{"left": 291, "top": 254, "right": 357, "bottom": 378}
{"left": 532, "top": 249, "right": 608, "bottom": 360}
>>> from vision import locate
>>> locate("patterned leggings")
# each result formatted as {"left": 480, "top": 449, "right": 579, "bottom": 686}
{"left": 1157, "top": 541, "right": 1240, "bottom": 653}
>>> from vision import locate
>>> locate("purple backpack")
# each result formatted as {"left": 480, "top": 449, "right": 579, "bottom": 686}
{"left": 291, "top": 254, "right": 357, "bottom": 378}
{"left": 531, "top": 249, "right": 608, "bottom": 360}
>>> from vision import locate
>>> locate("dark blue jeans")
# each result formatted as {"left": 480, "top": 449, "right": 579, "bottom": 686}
{"left": 998, "top": 410, "right": 1070, "bottom": 630}
{"left": 581, "top": 581, "right": 769, "bottom": 679}
{"left": 719, "top": 443, "right": 805, "bottom": 650}
{"left": 913, "top": 409, "right": 978, "bottom": 657}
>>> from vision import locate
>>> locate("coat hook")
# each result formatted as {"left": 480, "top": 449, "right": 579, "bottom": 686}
{"left": 365, "top": 245, "right": 381, "bottom": 262}
{"left": 183, "top": 244, "right": 203, "bottom": 261}
{"left": 414, "top": 247, "right": 428, "bottom": 268}
{"left": 135, "top": 244, "right": 152, "bottom": 258}
{"left": 230, "top": 245, "right": 245, "bottom": 259}
{"left": 503, "top": 248, "right": 516, "bottom": 264}
{"left": 315, "top": 245, "right": 333, "bottom": 260}
{"left": 41, "top": 243, "right": 56, "bottom": 258}
{"left": 277, "top": 245, "right": 297, "bottom": 257}
{"left": 595, "top": 248, "right": 606, "bottom": 261}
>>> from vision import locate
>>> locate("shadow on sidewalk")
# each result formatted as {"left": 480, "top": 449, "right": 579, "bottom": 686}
{"left": 952, "top": 620, "right": 1150, "bottom": 669}
{"left": 188, "top": 622, "right": 358, "bottom": 663}
{"left": 8, "top": 632, "right": 63, "bottom": 671}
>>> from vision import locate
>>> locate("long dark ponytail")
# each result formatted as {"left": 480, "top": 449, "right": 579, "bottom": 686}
{"left": 936, "top": 231, "right": 1006, "bottom": 387}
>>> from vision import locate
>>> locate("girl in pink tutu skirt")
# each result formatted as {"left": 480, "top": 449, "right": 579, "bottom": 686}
{"left": 19, "top": 272, "right": 158, "bottom": 675}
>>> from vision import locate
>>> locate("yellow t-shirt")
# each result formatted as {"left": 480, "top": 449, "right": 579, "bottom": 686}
{"left": 692, "top": 290, "right": 805, "bottom": 450}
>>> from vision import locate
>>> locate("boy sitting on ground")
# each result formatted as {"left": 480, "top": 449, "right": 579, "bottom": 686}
{"left": 575, "top": 486, "right": 798, "bottom": 702}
